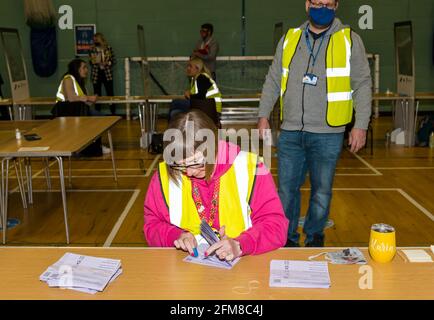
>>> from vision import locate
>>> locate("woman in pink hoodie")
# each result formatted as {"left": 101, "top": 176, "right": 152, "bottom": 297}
{"left": 144, "top": 110, "right": 288, "bottom": 262}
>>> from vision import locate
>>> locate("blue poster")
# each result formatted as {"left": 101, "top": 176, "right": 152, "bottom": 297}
{"left": 74, "top": 24, "right": 96, "bottom": 56}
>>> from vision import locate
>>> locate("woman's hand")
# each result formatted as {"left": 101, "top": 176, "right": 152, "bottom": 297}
{"left": 174, "top": 232, "right": 198, "bottom": 256}
{"left": 87, "top": 95, "right": 97, "bottom": 103}
{"left": 205, "top": 226, "right": 242, "bottom": 262}
{"left": 184, "top": 90, "right": 191, "bottom": 99}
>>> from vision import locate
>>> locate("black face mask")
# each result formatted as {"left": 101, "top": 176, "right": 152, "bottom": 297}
{"left": 94, "top": 42, "right": 101, "bottom": 46}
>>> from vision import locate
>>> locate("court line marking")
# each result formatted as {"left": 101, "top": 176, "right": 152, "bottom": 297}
{"left": 28, "top": 189, "right": 138, "bottom": 193}
{"left": 145, "top": 155, "right": 161, "bottom": 177}
{"left": 297, "top": 187, "right": 434, "bottom": 223}
{"left": 271, "top": 173, "right": 380, "bottom": 177}
{"left": 103, "top": 189, "right": 142, "bottom": 247}
{"left": 9, "top": 160, "right": 56, "bottom": 194}
{"left": 348, "top": 151, "right": 383, "bottom": 176}
{"left": 31, "top": 175, "right": 149, "bottom": 179}
{"left": 376, "top": 167, "right": 434, "bottom": 170}
{"left": 396, "top": 189, "right": 434, "bottom": 222}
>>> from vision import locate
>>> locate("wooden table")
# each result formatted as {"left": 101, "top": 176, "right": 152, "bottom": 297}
{"left": 0, "top": 121, "right": 49, "bottom": 229}
{"left": 0, "top": 117, "right": 121, "bottom": 245}
{"left": 0, "top": 247, "right": 432, "bottom": 300}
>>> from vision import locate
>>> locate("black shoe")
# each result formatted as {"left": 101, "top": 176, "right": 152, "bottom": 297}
{"left": 305, "top": 234, "right": 325, "bottom": 247}
{"left": 285, "top": 239, "right": 300, "bottom": 247}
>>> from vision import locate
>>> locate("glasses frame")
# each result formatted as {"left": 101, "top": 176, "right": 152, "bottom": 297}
{"left": 169, "top": 160, "right": 206, "bottom": 173}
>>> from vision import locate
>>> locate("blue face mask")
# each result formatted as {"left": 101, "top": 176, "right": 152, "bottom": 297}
{"left": 309, "top": 6, "right": 336, "bottom": 27}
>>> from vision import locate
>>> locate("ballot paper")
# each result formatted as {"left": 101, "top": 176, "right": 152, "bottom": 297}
{"left": 183, "top": 220, "right": 241, "bottom": 269}
{"left": 40, "top": 253, "right": 122, "bottom": 294}
{"left": 184, "top": 243, "right": 240, "bottom": 269}
{"left": 269, "top": 260, "right": 331, "bottom": 289}
{"left": 401, "top": 249, "right": 433, "bottom": 263}
{"left": 431, "top": 246, "right": 434, "bottom": 255}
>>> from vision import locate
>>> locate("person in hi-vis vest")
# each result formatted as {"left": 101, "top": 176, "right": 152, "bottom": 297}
{"left": 168, "top": 57, "right": 222, "bottom": 125}
{"left": 258, "top": 0, "right": 372, "bottom": 247}
{"left": 53, "top": 59, "right": 110, "bottom": 156}
{"left": 144, "top": 111, "right": 288, "bottom": 262}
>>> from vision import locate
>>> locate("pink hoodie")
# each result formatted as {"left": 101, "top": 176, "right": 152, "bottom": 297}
{"left": 143, "top": 141, "right": 289, "bottom": 256}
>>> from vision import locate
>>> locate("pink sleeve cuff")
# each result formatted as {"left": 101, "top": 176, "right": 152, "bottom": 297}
{"left": 166, "top": 227, "right": 184, "bottom": 247}
{"left": 236, "top": 233, "right": 255, "bottom": 256}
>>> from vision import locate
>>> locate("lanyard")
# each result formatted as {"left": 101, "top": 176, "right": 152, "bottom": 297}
{"left": 192, "top": 179, "right": 220, "bottom": 226}
{"left": 304, "top": 27, "right": 326, "bottom": 67}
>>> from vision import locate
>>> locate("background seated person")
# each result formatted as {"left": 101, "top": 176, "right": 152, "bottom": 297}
{"left": 144, "top": 110, "right": 288, "bottom": 262}
{"left": 168, "top": 58, "right": 221, "bottom": 125}
{"left": 52, "top": 59, "right": 109, "bottom": 156}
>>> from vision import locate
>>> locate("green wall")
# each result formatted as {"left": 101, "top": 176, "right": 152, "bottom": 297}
{"left": 0, "top": 0, "right": 433, "bottom": 106}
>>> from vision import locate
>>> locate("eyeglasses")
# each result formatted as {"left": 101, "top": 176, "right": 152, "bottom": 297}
{"left": 309, "top": 0, "right": 336, "bottom": 9}
{"left": 169, "top": 159, "right": 206, "bottom": 173}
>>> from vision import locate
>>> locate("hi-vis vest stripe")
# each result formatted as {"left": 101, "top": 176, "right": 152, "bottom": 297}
{"left": 280, "top": 27, "right": 354, "bottom": 127}
{"left": 158, "top": 151, "right": 258, "bottom": 245}
{"left": 190, "top": 73, "right": 222, "bottom": 113}
{"left": 56, "top": 75, "right": 85, "bottom": 102}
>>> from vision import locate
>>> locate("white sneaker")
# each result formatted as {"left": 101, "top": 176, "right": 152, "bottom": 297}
{"left": 102, "top": 145, "right": 111, "bottom": 154}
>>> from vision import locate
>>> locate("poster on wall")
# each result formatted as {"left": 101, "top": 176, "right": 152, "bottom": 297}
{"left": 74, "top": 24, "right": 96, "bottom": 56}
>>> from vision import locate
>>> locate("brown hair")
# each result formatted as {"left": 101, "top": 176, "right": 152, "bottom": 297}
{"left": 164, "top": 110, "right": 218, "bottom": 183}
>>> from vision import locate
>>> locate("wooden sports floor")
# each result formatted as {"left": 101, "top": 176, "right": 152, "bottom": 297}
{"left": 1, "top": 116, "right": 433, "bottom": 247}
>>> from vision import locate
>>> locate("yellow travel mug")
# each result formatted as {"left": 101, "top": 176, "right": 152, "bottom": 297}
{"left": 369, "top": 223, "right": 396, "bottom": 263}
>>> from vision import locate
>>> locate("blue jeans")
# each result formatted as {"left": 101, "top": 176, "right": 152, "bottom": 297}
{"left": 277, "top": 130, "right": 344, "bottom": 244}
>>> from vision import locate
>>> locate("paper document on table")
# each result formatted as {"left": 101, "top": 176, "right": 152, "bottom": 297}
{"left": 183, "top": 220, "right": 241, "bottom": 269}
{"left": 183, "top": 243, "right": 240, "bottom": 270}
{"left": 269, "top": 260, "right": 331, "bottom": 289}
{"left": 19, "top": 147, "right": 50, "bottom": 152}
{"left": 431, "top": 246, "right": 434, "bottom": 255}
{"left": 40, "top": 253, "right": 122, "bottom": 293}
{"left": 401, "top": 250, "right": 433, "bottom": 263}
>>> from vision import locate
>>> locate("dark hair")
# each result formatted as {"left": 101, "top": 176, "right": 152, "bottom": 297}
{"left": 201, "top": 23, "right": 214, "bottom": 35}
{"left": 64, "top": 58, "right": 87, "bottom": 94}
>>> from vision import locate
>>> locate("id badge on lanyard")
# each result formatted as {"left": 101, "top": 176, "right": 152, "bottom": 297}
{"left": 302, "top": 73, "right": 318, "bottom": 86}
{"left": 302, "top": 26, "right": 326, "bottom": 87}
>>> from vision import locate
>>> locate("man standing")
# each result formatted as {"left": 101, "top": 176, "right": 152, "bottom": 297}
{"left": 192, "top": 23, "right": 219, "bottom": 80}
{"left": 258, "top": 0, "right": 372, "bottom": 247}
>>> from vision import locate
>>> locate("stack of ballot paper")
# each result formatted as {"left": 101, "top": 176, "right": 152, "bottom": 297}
{"left": 183, "top": 220, "right": 240, "bottom": 269}
{"left": 401, "top": 249, "right": 433, "bottom": 263}
{"left": 269, "top": 260, "right": 331, "bottom": 289}
{"left": 40, "top": 253, "right": 122, "bottom": 294}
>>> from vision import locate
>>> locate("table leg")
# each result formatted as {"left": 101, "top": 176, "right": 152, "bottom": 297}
{"left": 55, "top": 156, "right": 70, "bottom": 245}
{"left": 68, "top": 156, "right": 72, "bottom": 188}
{"left": 25, "top": 158, "right": 33, "bottom": 205}
{"left": 2, "top": 158, "right": 10, "bottom": 244}
{"left": 15, "top": 159, "right": 27, "bottom": 210}
{"left": 107, "top": 130, "right": 118, "bottom": 182}
{"left": 8, "top": 106, "right": 13, "bottom": 121}
{"left": 1, "top": 159, "right": 5, "bottom": 239}
{"left": 44, "top": 158, "right": 52, "bottom": 190}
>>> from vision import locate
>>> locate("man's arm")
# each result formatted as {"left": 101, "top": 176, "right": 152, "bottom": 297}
{"left": 194, "top": 39, "right": 219, "bottom": 62}
{"left": 350, "top": 31, "right": 372, "bottom": 130}
{"left": 258, "top": 36, "right": 284, "bottom": 120}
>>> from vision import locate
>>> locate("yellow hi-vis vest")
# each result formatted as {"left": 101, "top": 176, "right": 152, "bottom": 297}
{"left": 190, "top": 72, "right": 222, "bottom": 113}
{"left": 280, "top": 27, "right": 354, "bottom": 127}
{"left": 158, "top": 151, "right": 258, "bottom": 245}
{"left": 56, "top": 75, "right": 85, "bottom": 102}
